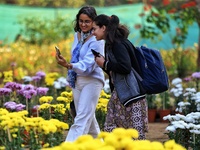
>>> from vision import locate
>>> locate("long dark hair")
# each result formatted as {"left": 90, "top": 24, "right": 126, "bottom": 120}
{"left": 74, "top": 6, "right": 97, "bottom": 32}
{"left": 94, "top": 14, "right": 130, "bottom": 45}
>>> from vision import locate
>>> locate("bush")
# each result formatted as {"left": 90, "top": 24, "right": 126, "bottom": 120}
{"left": 17, "top": 15, "right": 73, "bottom": 45}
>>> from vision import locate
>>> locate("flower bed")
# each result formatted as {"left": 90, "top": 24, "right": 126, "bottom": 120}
{"left": 41, "top": 128, "right": 186, "bottom": 150}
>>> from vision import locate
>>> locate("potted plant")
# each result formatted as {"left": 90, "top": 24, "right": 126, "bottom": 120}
{"left": 146, "top": 94, "right": 157, "bottom": 122}
{"left": 157, "top": 91, "right": 173, "bottom": 123}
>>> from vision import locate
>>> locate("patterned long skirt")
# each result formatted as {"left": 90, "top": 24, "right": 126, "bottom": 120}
{"left": 104, "top": 90, "right": 148, "bottom": 139}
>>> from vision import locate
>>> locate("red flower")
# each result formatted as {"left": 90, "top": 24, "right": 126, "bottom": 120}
{"left": 168, "top": 8, "right": 177, "bottom": 14}
{"left": 152, "top": 12, "right": 159, "bottom": 17}
{"left": 163, "top": 0, "right": 170, "bottom": 6}
{"left": 144, "top": 4, "right": 152, "bottom": 11}
{"left": 181, "top": 1, "right": 197, "bottom": 9}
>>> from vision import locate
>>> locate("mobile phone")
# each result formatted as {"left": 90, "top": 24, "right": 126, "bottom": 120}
{"left": 91, "top": 49, "right": 100, "bottom": 57}
{"left": 55, "top": 46, "right": 61, "bottom": 55}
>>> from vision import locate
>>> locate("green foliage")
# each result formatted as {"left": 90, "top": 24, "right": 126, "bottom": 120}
{"left": 139, "top": 3, "right": 199, "bottom": 77}
{"left": 146, "top": 94, "right": 156, "bottom": 109}
{"left": 17, "top": 15, "right": 73, "bottom": 45}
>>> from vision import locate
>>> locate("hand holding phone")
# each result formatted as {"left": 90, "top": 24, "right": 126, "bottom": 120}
{"left": 91, "top": 49, "right": 100, "bottom": 57}
{"left": 55, "top": 46, "right": 61, "bottom": 55}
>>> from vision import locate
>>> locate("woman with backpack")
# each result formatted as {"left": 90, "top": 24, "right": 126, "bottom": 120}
{"left": 92, "top": 14, "right": 148, "bottom": 139}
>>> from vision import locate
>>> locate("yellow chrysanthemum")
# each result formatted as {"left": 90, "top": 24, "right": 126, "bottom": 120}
{"left": 43, "top": 143, "right": 50, "bottom": 148}
{"left": 97, "top": 131, "right": 110, "bottom": 139}
{"left": 164, "top": 140, "right": 186, "bottom": 150}
{"left": 56, "top": 96, "right": 69, "bottom": 103}
{"left": 12, "top": 134, "right": 17, "bottom": 138}
{"left": 75, "top": 135, "right": 94, "bottom": 144}
{"left": 60, "top": 91, "right": 73, "bottom": 99}
{"left": 45, "top": 78, "right": 55, "bottom": 86}
{"left": 0, "top": 108, "right": 9, "bottom": 116}
{"left": 39, "top": 96, "right": 53, "bottom": 104}
{"left": 125, "top": 128, "right": 139, "bottom": 139}
{"left": 39, "top": 103, "right": 51, "bottom": 110}
{"left": 104, "top": 134, "right": 120, "bottom": 148}
{"left": 60, "top": 142, "right": 78, "bottom": 150}
{"left": 151, "top": 141, "right": 165, "bottom": 150}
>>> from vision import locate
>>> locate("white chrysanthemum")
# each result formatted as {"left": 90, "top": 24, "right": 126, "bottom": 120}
{"left": 178, "top": 101, "right": 191, "bottom": 107}
{"left": 189, "top": 129, "right": 200, "bottom": 134}
{"left": 176, "top": 83, "right": 183, "bottom": 89}
{"left": 57, "top": 77, "right": 69, "bottom": 87}
{"left": 175, "top": 114, "right": 185, "bottom": 120}
{"left": 54, "top": 77, "right": 69, "bottom": 89}
{"left": 103, "top": 79, "right": 110, "bottom": 93}
{"left": 22, "top": 76, "right": 33, "bottom": 82}
{"left": 186, "top": 123, "right": 195, "bottom": 129}
{"left": 184, "top": 116, "right": 195, "bottom": 123}
{"left": 163, "top": 114, "right": 171, "bottom": 121}
{"left": 185, "top": 88, "right": 196, "bottom": 93}
{"left": 166, "top": 125, "right": 176, "bottom": 132}
{"left": 171, "top": 78, "right": 182, "bottom": 85}
{"left": 54, "top": 81, "right": 61, "bottom": 89}
{"left": 197, "top": 104, "right": 200, "bottom": 111}
{"left": 172, "top": 120, "right": 187, "bottom": 129}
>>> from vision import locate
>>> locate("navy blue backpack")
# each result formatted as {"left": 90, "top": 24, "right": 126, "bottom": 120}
{"left": 124, "top": 41, "right": 169, "bottom": 94}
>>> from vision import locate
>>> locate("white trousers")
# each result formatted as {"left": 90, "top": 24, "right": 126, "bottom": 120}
{"left": 65, "top": 76, "right": 103, "bottom": 142}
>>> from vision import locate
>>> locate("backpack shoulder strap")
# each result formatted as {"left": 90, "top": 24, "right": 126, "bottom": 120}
{"left": 122, "top": 40, "right": 142, "bottom": 75}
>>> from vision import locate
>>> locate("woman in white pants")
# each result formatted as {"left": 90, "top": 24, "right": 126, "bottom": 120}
{"left": 56, "top": 6, "right": 105, "bottom": 142}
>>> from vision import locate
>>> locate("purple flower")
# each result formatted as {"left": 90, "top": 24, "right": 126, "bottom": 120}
{"left": 0, "top": 88, "right": 12, "bottom": 96}
{"left": 192, "top": 72, "right": 200, "bottom": 79}
{"left": 17, "top": 89, "right": 24, "bottom": 95}
{"left": 23, "top": 84, "right": 35, "bottom": 90}
{"left": 32, "top": 76, "right": 42, "bottom": 82}
{"left": 15, "top": 83, "right": 23, "bottom": 90}
{"left": 4, "top": 82, "right": 22, "bottom": 91}
{"left": 15, "top": 104, "right": 26, "bottom": 111}
{"left": 4, "top": 101, "right": 17, "bottom": 110}
{"left": 4, "top": 102, "right": 25, "bottom": 111}
{"left": 183, "top": 77, "right": 192, "bottom": 82}
{"left": 36, "top": 71, "right": 46, "bottom": 78}
{"left": 23, "top": 89, "right": 37, "bottom": 99}
{"left": 33, "top": 105, "right": 40, "bottom": 109}
{"left": 37, "top": 87, "right": 49, "bottom": 95}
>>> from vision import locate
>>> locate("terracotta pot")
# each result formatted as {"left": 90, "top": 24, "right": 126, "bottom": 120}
{"left": 159, "top": 109, "right": 171, "bottom": 123}
{"left": 148, "top": 109, "right": 157, "bottom": 123}
{"left": 31, "top": 108, "right": 38, "bottom": 117}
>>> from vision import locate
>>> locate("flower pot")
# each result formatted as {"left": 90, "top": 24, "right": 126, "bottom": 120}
{"left": 159, "top": 109, "right": 171, "bottom": 123}
{"left": 31, "top": 108, "right": 39, "bottom": 117}
{"left": 148, "top": 109, "right": 157, "bottom": 123}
